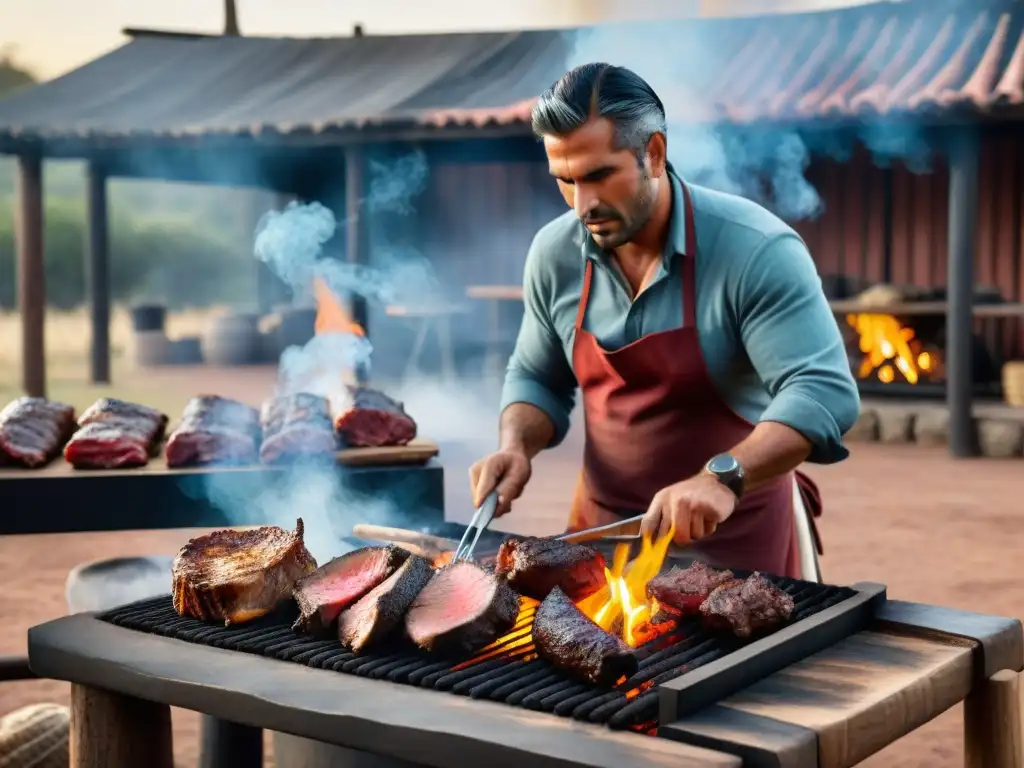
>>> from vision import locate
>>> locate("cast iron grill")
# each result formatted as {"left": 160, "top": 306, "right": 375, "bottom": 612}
{"left": 100, "top": 574, "right": 854, "bottom": 731}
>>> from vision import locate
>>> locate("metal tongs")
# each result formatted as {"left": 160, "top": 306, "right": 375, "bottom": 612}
{"left": 453, "top": 490, "right": 500, "bottom": 562}
{"left": 556, "top": 514, "right": 645, "bottom": 544}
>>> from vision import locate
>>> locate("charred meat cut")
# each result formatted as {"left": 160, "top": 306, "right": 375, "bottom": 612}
{"left": 293, "top": 546, "right": 409, "bottom": 633}
{"left": 534, "top": 586, "right": 639, "bottom": 686}
{"left": 64, "top": 398, "right": 169, "bottom": 469}
{"left": 338, "top": 554, "right": 434, "bottom": 652}
{"left": 405, "top": 561, "right": 519, "bottom": 655}
{"left": 645, "top": 562, "right": 736, "bottom": 616}
{"left": 172, "top": 518, "right": 316, "bottom": 625}
{"left": 334, "top": 386, "right": 416, "bottom": 447}
{"left": 495, "top": 537, "right": 606, "bottom": 601}
{"left": 259, "top": 393, "right": 337, "bottom": 465}
{"left": 700, "top": 573, "right": 796, "bottom": 639}
{"left": 165, "top": 396, "right": 261, "bottom": 467}
{"left": 0, "top": 398, "right": 76, "bottom": 468}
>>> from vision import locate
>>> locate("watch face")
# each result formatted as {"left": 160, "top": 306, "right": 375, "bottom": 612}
{"left": 707, "top": 454, "right": 739, "bottom": 475}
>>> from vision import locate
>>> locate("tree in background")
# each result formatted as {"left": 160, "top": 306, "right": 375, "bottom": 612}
{"left": 0, "top": 45, "right": 36, "bottom": 96}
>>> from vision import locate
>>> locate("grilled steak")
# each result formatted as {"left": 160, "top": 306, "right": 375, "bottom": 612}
{"left": 259, "top": 393, "right": 337, "bottom": 465}
{"left": 338, "top": 554, "right": 434, "bottom": 652}
{"left": 646, "top": 562, "right": 736, "bottom": 616}
{"left": 405, "top": 561, "right": 519, "bottom": 655}
{"left": 165, "top": 395, "right": 261, "bottom": 467}
{"left": 495, "top": 536, "right": 606, "bottom": 601}
{"left": 64, "top": 398, "right": 169, "bottom": 469}
{"left": 334, "top": 386, "right": 416, "bottom": 447}
{"left": 0, "top": 397, "right": 76, "bottom": 468}
{"left": 293, "top": 546, "right": 409, "bottom": 633}
{"left": 699, "top": 573, "right": 796, "bottom": 638}
{"left": 534, "top": 586, "right": 639, "bottom": 686}
{"left": 172, "top": 518, "right": 316, "bottom": 625}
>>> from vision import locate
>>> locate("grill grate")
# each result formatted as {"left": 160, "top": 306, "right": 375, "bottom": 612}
{"left": 100, "top": 575, "right": 855, "bottom": 731}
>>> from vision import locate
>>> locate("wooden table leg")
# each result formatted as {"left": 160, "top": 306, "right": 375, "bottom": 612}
{"left": 964, "top": 669, "right": 1022, "bottom": 768}
{"left": 70, "top": 683, "right": 173, "bottom": 768}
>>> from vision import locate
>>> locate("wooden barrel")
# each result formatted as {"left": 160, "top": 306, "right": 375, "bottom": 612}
{"left": 204, "top": 314, "right": 261, "bottom": 366}
{"left": 130, "top": 304, "right": 167, "bottom": 333}
{"left": 168, "top": 336, "right": 203, "bottom": 365}
{"left": 133, "top": 331, "right": 171, "bottom": 368}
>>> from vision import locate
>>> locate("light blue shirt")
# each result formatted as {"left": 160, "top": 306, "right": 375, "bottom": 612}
{"left": 500, "top": 170, "right": 860, "bottom": 464}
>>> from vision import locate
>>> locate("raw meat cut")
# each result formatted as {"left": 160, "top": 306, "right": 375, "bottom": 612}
{"left": 699, "top": 573, "right": 796, "bottom": 639}
{"left": 533, "top": 586, "right": 639, "bottom": 686}
{"left": 259, "top": 393, "right": 337, "bottom": 465}
{"left": 334, "top": 386, "right": 417, "bottom": 447}
{"left": 293, "top": 546, "right": 409, "bottom": 633}
{"left": 165, "top": 395, "right": 261, "bottom": 467}
{"left": 338, "top": 554, "right": 434, "bottom": 652}
{"left": 404, "top": 561, "right": 519, "bottom": 655}
{"left": 64, "top": 398, "right": 169, "bottom": 469}
{"left": 172, "top": 518, "right": 317, "bottom": 625}
{"left": 645, "top": 562, "right": 736, "bottom": 616}
{"left": 0, "top": 397, "right": 76, "bottom": 468}
{"left": 495, "top": 536, "right": 606, "bottom": 601}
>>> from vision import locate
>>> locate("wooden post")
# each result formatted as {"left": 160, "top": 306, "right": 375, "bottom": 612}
{"left": 344, "top": 146, "right": 370, "bottom": 334}
{"left": 946, "top": 129, "right": 979, "bottom": 458}
{"left": 84, "top": 162, "right": 111, "bottom": 384}
{"left": 70, "top": 684, "right": 173, "bottom": 768}
{"left": 14, "top": 153, "right": 46, "bottom": 398}
{"left": 964, "top": 669, "right": 1022, "bottom": 768}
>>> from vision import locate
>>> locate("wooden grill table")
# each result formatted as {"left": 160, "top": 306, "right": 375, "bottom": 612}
{"left": 28, "top": 599, "right": 1022, "bottom": 768}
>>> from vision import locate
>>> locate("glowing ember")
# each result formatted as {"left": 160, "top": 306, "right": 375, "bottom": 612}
{"left": 846, "top": 313, "right": 940, "bottom": 385}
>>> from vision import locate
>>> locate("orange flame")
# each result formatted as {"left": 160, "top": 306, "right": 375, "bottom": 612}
{"left": 847, "top": 313, "right": 938, "bottom": 385}
{"left": 314, "top": 277, "right": 365, "bottom": 337}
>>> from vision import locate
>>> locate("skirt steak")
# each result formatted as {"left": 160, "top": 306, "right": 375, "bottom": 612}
{"left": 533, "top": 586, "right": 639, "bottom": 686}
{"left": 645, "top": 562, "right": 736, "bottom": 616}
{"left": 293, "top": 546, "right": 410, "bottom": 633}
{"left": 338, "top": 554, "right": 434, "bottom": 652}
{"left": 495, "top": 536, "right": 606, "bottom": 601}
{"left": 0, "top": 397, "right": 76, "bottom": 468}
{"left": 404, "top": 561, "right": 519, "bottom": 655}
{"left": 700, "top": 573, "right": 796, "bottom": 638}
{"left": 64, "top": 398, "right": 169, "bottom": 469}
{"left": 172, "top": 519, "right": 316, "bottom": 625}
{"left": 166, "top": 395, "right": 261, "bottom": 467}
{"left": 334, "top": 386, "right": 417, "bottom": 447}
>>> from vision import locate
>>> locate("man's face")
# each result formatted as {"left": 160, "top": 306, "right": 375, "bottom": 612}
{"left": 544, "top": 118, "right": 659, "bottom": 249}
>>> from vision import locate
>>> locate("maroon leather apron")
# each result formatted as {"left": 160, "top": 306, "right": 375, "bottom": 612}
{"left": 566, "top": 182, "right": 805, "bottom": 579}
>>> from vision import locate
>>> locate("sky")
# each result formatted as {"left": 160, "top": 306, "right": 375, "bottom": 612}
{"left": 6, "top": 0, "right": 878, "bottom": 80}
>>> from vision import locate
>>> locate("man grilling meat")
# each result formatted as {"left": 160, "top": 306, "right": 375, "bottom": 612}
{"left": 469, "top": 63, "right": 860, "bottom": 580}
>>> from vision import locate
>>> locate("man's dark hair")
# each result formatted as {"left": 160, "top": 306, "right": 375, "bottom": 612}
{"left": 531, "top": 63, "right": 667, "bottom": 160}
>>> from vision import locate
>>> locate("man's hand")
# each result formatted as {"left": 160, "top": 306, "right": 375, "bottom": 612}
{"left": 468, "top": 450, "right": 532, "bottom": 517}
{"left": 640, "top": 474, "right": 739, "bottom": 544}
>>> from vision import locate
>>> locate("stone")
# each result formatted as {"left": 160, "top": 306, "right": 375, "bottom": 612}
{"left": 977, "top": 419, "right": 1024, "bottom": 458}
{"left": 877, "top": 408, "right": 915, "bottom": 444}
{"left": 913, "top": 408, "right": 950, "bottom": 446}
{"left": 846, "top": 409, "right": 879, "bottom": 442}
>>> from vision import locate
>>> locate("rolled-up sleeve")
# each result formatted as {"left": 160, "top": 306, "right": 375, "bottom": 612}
{"left": 735, "top": 233, "right": 860, "bottom": 463}
{"left": 499, "top": 233, "right": 578, "bottom": 447}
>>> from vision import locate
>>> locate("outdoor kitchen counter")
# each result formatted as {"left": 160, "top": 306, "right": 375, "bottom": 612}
{"left": 27, "top": 601, "right": 1023, "bottom": 768}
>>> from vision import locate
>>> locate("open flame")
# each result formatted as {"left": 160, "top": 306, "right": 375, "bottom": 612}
{"left": 846, "top": 313, "right": 940, "bottom": 385}
{"left": 314, "top": 277, "right": 365, "bottom": 338}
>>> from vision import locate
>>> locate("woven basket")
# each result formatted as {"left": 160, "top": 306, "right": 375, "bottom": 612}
{"left": 1003, "top": 362, "right": 1024, "bottom": 407}
{"left": 0, "top": 704, "right": 69, "bottom": 768}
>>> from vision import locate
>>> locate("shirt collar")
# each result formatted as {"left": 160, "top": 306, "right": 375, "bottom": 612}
{"left": 580, "top": 163, "right": 690, "bottom": 264}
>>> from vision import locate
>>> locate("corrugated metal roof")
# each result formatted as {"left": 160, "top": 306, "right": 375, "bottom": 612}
{"left": 0, "top": 0, "right": 1022, "bottom": 150}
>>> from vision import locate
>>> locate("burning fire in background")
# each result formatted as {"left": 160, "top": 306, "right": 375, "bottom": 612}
{"left": 846, "top": 313, "right": 943, "bottom": 385}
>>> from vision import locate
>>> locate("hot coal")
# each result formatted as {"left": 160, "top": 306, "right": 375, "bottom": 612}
{"left": 405, "top": 561, "right": 519, "bottom": 656}
{"left": 338, "top": 554, "right": 435, "bottom": 652}
{"left": 533, "top": 586, "right": 639, "bottom": 686}
{"left": 334, "top": 386, "right": 417, "bottom": 447}
{"left": 700, "top": 572, "right": 796, "bottom": 638}
{"left": 64, "top": 398, "right": 169, "bottom": 469}
{"left": 646, "top": 562, "right": 736, "bottom": 616}
{"left": 259, "top": 393, "right": 338, "bottom": 465}
{"left": 172, "top": 519, "right": 317, "bottom": 626}
{"left": 495, "top": 536, "right": 606, "bottom": 601}
{"left": 0, "top": 397, "right": 77, "bottom": 468}
{"left": 165, "top": 395, "right": 261, "bottom": 467}
{"left": 293, "top": 546, "right": 410, "bottom": 634}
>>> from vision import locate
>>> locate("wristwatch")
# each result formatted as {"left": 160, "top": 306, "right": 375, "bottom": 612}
{"left": 704, "top": 453, "right": 745, "bottom": 500}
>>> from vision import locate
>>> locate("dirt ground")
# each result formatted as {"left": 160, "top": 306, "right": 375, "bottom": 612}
{"left": 0, "top": 364, "right": 1021, "bottom": 766}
